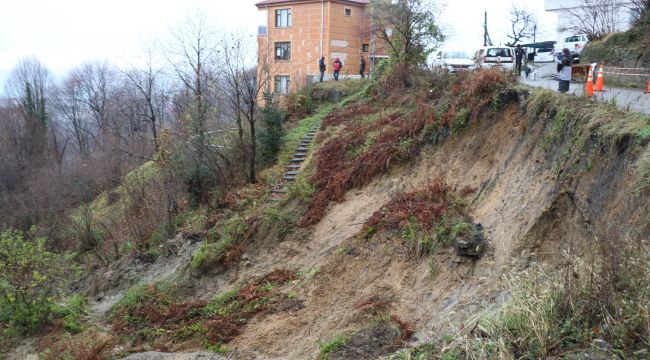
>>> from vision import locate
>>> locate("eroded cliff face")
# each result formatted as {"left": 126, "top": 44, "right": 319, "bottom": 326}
{"left": 218, "top": 91, "right": 649, "bottom": 358}
{"left": 16, "top": 78, "right": 647, "bottom": 359}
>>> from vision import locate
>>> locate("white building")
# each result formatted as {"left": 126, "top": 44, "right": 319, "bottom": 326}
{"left": 545, "top": 0, "right": 641, "bottom": 41}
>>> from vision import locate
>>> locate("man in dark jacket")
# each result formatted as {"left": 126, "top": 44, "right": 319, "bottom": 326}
{"left": 318, "top": 57, "right": 326, "bottom": 82}
{"left": 359, "top": 56, "right": 366, "bottom": 78}
{"left": 515, "top": 44, "right": 525, "bottom": 74}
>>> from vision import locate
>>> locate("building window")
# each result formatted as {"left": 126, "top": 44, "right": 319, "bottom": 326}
{"left": 275, "top": 75, "right": 290, "bottom": 94}
{"left": 275, "top": 42, "right": 291, "bottom": 61}
{"left": 275, "top": 8, "right": 292, "bottom": 27}
{"left": 344, "top": 8, "right": 352, "bottom": 16}
{"left": 362, "top": 43, "right": 369, "bottom": 52}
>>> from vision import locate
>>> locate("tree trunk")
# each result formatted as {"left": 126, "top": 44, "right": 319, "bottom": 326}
{"left": 249, "top": 120, "right": 256, "bottom": 184}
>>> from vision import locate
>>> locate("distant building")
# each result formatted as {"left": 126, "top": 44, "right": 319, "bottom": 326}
{"left": 545, "top": 0, "right": 640, "bottom": 41}
{"left": 255, "top": 0, "right": 388, "bottom": 94}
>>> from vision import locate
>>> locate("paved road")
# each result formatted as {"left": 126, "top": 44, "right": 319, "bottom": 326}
{"left": 520, "top": 63, "right": 650, "bottom": 115}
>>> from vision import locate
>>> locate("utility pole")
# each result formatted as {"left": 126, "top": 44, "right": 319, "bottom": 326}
{"left": 483, "top": 11, "right": 493, "bottom": 47}
{"left": 532, "top": 24, "right": 537, "bottom": 65}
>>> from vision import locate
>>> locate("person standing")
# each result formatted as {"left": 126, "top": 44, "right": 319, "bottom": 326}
{"left": 359, "top": 56, "right": 366, "bottom": 78}
{"left": 318, "top": 56, "right": 326, "bottom": 82}
{"left": 333, "top": 58, "right": 342, "bottom": 81}
{"left": 556, "top": 48, "right": 572, "bottom": 93}
{"left": 515, "top": 44, "right": 525, "bottom": 74}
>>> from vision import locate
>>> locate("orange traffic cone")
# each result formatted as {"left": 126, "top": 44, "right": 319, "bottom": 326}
{"left": 586, "top": 65, "right": 594, "bottom": 97}
{"left": 645, "top": 79, "right": 650, "bottom": 94}
{"left": 594, "top": 63, "right": 605, "bottom": 92}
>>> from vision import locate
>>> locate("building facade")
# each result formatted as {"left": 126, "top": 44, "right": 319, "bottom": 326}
{"left": 545, "top": 0, "right": 640, "bottom": 41}
{"left": 256, "top": 0, "right": 388, "bottom": 94}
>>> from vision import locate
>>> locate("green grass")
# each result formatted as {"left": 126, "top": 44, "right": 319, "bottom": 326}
{"left": 191, "top": 214, "right": 248, "bottom": 270}
{"left": 317, "top": 335, "right": 348, "bottom": 359}
{"left": 636, "top": 148, "right": 650, "bottom": 195}
{"left": 259, "top": 207, "right": 296, "bottom": 239}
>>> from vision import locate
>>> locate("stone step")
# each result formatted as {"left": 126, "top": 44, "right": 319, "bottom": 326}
{"left": 289, "top": 158, "right": 304, "bottom": 163}
{"left": 283, "top": 175, "right": 297, "bottom": 181}
{"left": 285, "top": 171, "right": 299, "bottom": 176}
{"left": 293, "top": 153, "right": 306, "bottom": 158}
{"left": 286, "top": 164, "right": 301, "bottom": 169}
{"left": 296, "top": 146, "right": 309, "bottom": 151}
{"left": 272, "top": 187, "right": 289, "bottom": 194}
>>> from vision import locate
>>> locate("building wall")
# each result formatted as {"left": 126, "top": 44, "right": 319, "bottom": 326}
{"left": 257, "top": 0, "right": 385, "bottom": 94}
{"left": 327, "top": 2, "right": 371, "bottom": 78}
{"left": 545, "top": 0, "right": 636, "bottom": 42}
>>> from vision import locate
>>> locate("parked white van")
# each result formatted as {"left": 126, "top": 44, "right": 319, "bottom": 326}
{"left": 473, "top": 47, "right": 515, "bottom": 70}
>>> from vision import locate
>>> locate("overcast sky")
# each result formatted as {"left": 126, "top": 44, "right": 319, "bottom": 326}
{"left": 0, "top": 0, "right": 557, "bottom": 92}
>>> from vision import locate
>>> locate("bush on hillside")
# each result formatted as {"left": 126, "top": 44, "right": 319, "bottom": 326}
{"left": 0, "top": 229, "right": 80, "bottom": 348}
{"left": 258, "top": 92, "right": 286, "bottom": 163}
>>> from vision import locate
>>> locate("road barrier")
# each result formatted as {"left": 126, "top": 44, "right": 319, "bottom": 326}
{"left": 595, "top": 64, "right": 605, "bottom": 92}
{"left": 598, "top": 65, "right": 650, "bottom": 90}
{"left": 586, "top": 65, "right": 595, "bottom": 97}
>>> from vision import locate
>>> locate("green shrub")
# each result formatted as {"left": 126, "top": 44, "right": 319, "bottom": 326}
{"left": 191, "top": 215, "right": 249, "bottom": 270}
{"left": 317, "top": 335, "right": 348, "bottom": 359}
{"left": 52, "top": 295, "right": 88, "bottom": 333}
{"left": 260, "top": 208, "right": 296, "bottom": 240}
{"left": 0, "top": 229, "right": 80, "bottom": 336}
{"left": 259, "top": 92, "right": 286, "bottom": 163}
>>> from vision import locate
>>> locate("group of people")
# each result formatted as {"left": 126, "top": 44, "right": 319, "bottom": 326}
{"left": 515, "top": 44, "right": 573, "bottom": 93}
{"left": 318, "top": 56, "right": 366, "bottom": 82}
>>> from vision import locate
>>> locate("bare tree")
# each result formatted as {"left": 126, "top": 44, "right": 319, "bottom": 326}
{"left": 627, "top": 0, "right": 649, "bottom": 17}
{"left": 165, "top": 14, "right": 234, "bottom": 204}
{"left": 214, "top": 33, "right": 265, "bottom": 183}
{"left": 53, "top": 73, "right": 91, "bottom": 156}
{"left": 73, "top": 61, "right": 117, "bottom": 141}
{"left": 4, "top": 57, "right": 52, "bottom": 164}
{"left": 124, "top": 50, "right": 169, "bottom": 152}
{"left": 505, "top": 6, "right": 538, "bottom": 47}
{"left": 560, "top": 0, "right": 623, "bottom": 40}
{"left": 369, "top": 0, "right": 444, "bottom": 87}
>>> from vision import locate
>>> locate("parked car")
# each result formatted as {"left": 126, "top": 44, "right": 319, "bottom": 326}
{"left": 432, "top": 51, "right": 474, "bottom": 72}
{"left": 554, "top": 34, "right": 588, "bottom": 62}
{"left": 533, "top": 47, "right": 556, "bottom": 62}
{"left": 473, "top": 47, "right": 515, "bottom": 70}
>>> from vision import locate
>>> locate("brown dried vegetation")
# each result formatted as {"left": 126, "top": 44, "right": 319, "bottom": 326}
{"left": 302, "top": 69, "right": 514, "bottom": 227}
{"left": 109, "top": 269, "right": 298, "bottom": 350}
{"left": 363, "top": 178, "right": 452, "bottom": 234}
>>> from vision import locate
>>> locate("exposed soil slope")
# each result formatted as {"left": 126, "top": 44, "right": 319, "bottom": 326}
{"left": 219, "top": 92, "right": 648, "bottom": 358}
{"left": 38, "top": 78, "right": 647, "bottom": 359}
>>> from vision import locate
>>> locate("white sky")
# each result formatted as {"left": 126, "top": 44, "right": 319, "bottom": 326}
{"left": 0, "top": 0, "right": 557, "bottom": 91}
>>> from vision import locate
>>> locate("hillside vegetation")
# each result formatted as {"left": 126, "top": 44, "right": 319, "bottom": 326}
{"left": 582, "top": 11, "right": 650, "bottom": 88}
{"left": 2, "top": 66, "right": 649, "bottom": 359}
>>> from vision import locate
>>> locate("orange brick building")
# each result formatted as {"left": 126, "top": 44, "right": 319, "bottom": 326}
{"left": 255, "top": 0, "right": 388, "bottom": 94}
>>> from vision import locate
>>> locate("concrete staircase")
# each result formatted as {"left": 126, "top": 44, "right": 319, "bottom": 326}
{"left": 271, "top": 124, "right": 320, "bottom": 196}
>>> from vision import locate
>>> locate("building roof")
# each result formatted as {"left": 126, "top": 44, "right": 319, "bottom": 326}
{"left": 255, "top": 0, "right": 368, "bottom": 8}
